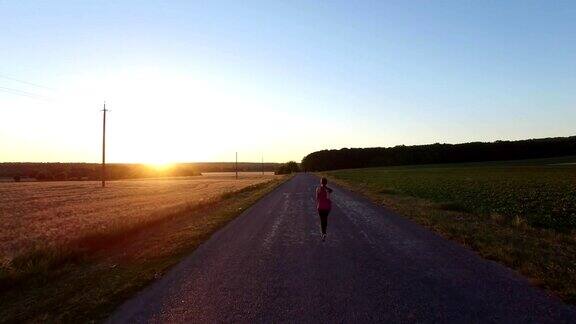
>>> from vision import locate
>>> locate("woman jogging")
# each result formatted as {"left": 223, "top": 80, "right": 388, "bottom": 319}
{"left": 316, "top": 177, "right": 333, "bottom": 241}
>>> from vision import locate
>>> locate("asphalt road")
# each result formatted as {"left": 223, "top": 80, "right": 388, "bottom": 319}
{"left": 108, "top": 174, "right": 576, "bottom": 323}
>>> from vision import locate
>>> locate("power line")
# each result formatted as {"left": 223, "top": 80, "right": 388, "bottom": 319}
{"left": 0, "top": 85, "right": 53, "bottom": 101}
{"left": 0, "top": 74, "right": 55, "bottom": 91}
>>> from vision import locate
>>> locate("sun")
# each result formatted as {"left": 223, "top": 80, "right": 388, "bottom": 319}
{"left": 146, "top": 161, "right": 174, "bottom": 171}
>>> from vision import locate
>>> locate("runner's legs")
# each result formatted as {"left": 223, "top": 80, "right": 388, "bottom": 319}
{"left": 318, "top": 209, "right": 329, "bottom": 235}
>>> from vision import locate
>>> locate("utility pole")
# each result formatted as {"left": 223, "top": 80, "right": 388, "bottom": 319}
{"left": 101, "top": 102, "right": 108, "bottom": 188}
{"left": 235, "top": 152, "right": 238, "bottom": 179}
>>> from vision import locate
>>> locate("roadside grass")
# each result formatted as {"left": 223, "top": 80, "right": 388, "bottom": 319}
{"left": 323, "top": 164, "right": 576, "bottom": 304}
{"left": 0, "top": 177, "right": 287, "bottom": 323}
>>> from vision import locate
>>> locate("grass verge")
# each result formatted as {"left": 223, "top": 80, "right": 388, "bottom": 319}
{"left": 323, "top": 173, "right": 576, "bottom": 305}
{"left": 0, "top": 177, "right": 288, "bottom": 323}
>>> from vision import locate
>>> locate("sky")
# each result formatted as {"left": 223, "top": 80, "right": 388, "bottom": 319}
{"left": 1, "top": 1, "right": 575, "bottom": 163}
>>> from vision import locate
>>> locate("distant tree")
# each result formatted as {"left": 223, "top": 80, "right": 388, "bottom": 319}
{"left": 34, "top": 171, "right": 52, "bottom": 181}
{"left": 53, "top": 171, "right": 67, "bottom": 181}
{"left": 276, "top": 161, "right": 300, "bottom": 174}
{"left": 68, "top": 167, "right": 88, "bottom": 180}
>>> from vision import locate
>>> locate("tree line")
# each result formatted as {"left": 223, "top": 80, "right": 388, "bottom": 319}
{"left": 301, "top": 136, "right": 576, "bottom": 171}
{"left": 0, "top": 162, "right": 280, "bottom": 182}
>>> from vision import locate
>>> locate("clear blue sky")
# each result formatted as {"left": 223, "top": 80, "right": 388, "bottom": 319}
{"left": 1, "top": 1, "right": 575, "bottom": 163}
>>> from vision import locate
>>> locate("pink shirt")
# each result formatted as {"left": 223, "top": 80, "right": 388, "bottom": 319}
{"left": 316, "top": 186, "right": 332, "bottom": 211}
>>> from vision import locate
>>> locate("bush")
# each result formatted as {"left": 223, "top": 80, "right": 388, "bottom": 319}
{"left": 275, "top": 161, "right": 300, "bottom": 174}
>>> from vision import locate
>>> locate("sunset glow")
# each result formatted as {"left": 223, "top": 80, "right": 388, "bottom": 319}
{"left": 1, "top": 1, "right": 575, "bottom": 164}
{"left": 2, "top": 2, "right": 576, "bottom": 321}
{"left": 146, "top": 161, "right": 174, "bottom": 172}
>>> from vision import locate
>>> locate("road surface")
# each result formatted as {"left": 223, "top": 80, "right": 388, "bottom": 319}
{"left": 108, "top": 174, "right": 576, "bottom": 323}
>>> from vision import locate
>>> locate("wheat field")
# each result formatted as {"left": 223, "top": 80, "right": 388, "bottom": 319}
{"left": 0, "top": 173, "right": 276, "bottom": 263}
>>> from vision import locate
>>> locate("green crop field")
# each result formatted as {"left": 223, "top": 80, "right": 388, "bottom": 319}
{"left": 327, "top": 156, "right": 576, "bottom": 230}
{"left": 324, "top": 156, "right": 576, "bottom": 303}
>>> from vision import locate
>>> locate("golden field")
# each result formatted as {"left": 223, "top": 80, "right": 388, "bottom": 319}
{"left": 0, "top": 173, "right": 276, "bottom": 263}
